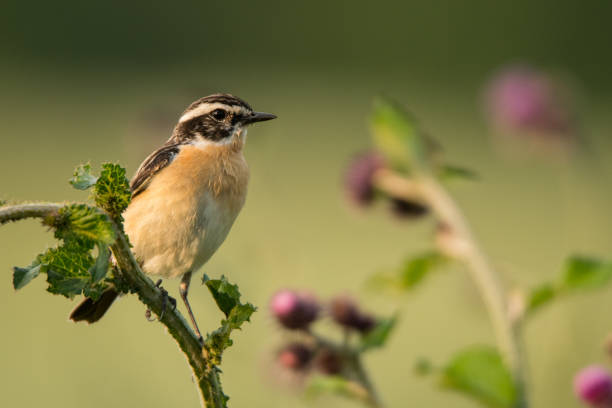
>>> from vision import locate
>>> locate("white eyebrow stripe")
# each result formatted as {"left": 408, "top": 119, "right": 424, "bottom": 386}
{"left": 178, "top": 103, "right": 248, "bottom": 123}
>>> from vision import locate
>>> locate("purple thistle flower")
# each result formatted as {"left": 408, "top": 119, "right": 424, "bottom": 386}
{"left": 574, "top": 365, "right": 612, "bottom": 406}
{"left": 271, "top": 290, "right": 320, "bottom": 330}
{"left": 486, "top": 66, "right": 572, "bottom": 136}
{"left": 344, "top": 151, "right": 386, "bottom": 207}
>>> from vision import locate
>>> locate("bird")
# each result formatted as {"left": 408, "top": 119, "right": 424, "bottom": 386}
{"left": 69, "top": 93, "right": 276, "bottom": 341}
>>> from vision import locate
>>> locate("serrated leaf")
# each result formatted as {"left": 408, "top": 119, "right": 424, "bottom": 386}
{"left": 526, "top": 284, "right": 556, "bottom": 314}
{"left": 203, "top": 274, "right": 242, "bottom": 317}
{"left": 439, "top": 165, "right": 478, "bottom": 181}
{"left": 204, "top": 302, "right": 256, "bottom": 365}
{"left": 202, "top": 274, "right": 256, "bottom": 364}
{"left": 360, "top": 314, "right": 397, "bottom": 351}
{"left": 442, "top": 346, "right": 516, "bottom": 408}
{"left": 13, "top": 260, "right": 42, "bottom": 289}
{"left": 400, "top": 251, "right": 446, "bottom": 289}
{"left": 370, "top": 98, "right": 429, "bottom": 172}
{"left": 94, "top": 163, "right": 131, "bottom": 220}
{"left": 41, "top": 242, "right": 94, "bottom": 298}
{"left": 89, "top": 244, "right": 110, "bottom": 283}
{"left": 56, "top": 204, "right": 116, "bottom": 246}
{"left": 561, "top": 256, "right": 612, "bottom": 290}
{"left": 70, "top": 163, "right": 98, "bottom": 190}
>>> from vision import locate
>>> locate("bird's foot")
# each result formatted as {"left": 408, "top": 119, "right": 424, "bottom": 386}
{"left": 145, "top": 279, "right": 177, "bottom": 321}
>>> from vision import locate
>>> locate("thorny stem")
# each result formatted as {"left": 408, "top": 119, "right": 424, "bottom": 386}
{"left": 373, "top": 170, "right": 529, "bottom": 408}
{"left": 0, "top": 203, "right": 226, "bottom": 408}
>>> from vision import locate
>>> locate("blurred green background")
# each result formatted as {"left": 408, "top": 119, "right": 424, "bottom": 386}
{"left": 1, "top": 1, "right": 611, "bottom": 407}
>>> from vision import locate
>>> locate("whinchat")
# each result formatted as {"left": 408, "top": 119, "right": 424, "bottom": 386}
{"left": 70, "top": 93, "right": 276, "bottom": 341}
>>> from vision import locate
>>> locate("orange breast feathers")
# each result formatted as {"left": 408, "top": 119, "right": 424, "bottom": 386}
{"left": 122, "top": 143, "right": 249, "bottom": 278}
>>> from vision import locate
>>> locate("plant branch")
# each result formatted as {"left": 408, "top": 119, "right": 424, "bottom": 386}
{"left": 373, "top": 169, "right": 529, "bottom": 408}
{"left": 1, "top": 202, "right": 225, "bottom": 408}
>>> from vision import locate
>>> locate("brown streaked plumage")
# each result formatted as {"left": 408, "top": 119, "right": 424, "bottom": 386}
{"left": 69, "top": 94, "right": 276, "bottom": 342}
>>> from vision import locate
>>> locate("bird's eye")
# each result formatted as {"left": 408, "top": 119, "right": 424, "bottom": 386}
{"left": 211, "top": 109, "right": 227, "bottom": 121}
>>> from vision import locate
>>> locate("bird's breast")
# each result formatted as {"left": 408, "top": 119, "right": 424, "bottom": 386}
{"left": 123, "top": 143, "right": 249, "bottom": 278}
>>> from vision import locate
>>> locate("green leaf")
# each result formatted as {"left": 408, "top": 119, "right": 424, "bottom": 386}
{"left": 69, "top": 163, "right": 98, "bottom": 190}
{"left": 360, "top": 314, "right": 398, "bottom": 351}
{"left": 94, "top": 163, "right": 131, "bottom": 220}
{"left": 202, "top": 274, "right": 257, "bottom": 364}
{"left": 13, "top": 259, "right": 42, "bottom": 289}
{"left": 89, "top": 244, "right": 110, "bottom": 283}
{"left": 400, "top": 251, "right": 446, "bottom": 289}
{"left": 41, "top": 241, "right": 95, "bottom": 298}
{"left": 442, "top": 345, "right": 516, "bottom": 408}
{"left": 370, "top": 97, "right": 430, "bottom": 172}
{"left": 204, "top": 302, "right": 256, "bottom": 364}
{"left": 306, "top": 376, "right": 367, "bottom": 402}
{"left": 203, "top": 274, "right": 242, "bottom": 318}
{"left": 439, "top": 165, "right": 478, "bottom": 181}
{"left": 561, "top": 256, "right": 612, "bottom": 290}
{"left": 526, "top": 284, "right": 556, "bottom": 314}
{"left": 55, "top": 204, "right": 116, "bottom": 246}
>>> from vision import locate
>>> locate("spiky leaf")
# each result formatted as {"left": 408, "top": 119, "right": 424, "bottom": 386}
{"left": 41, "top": 241, "right": 94, "bottom": 298}
{"left": 202, "top": 274, "right": 256, "bottom": 364}
{"left": 55, "top": 204, "right": 115, "bottom": 246}
{"left": 203, "top": 274, "right": 242, "bottom": 318}
{"left": 69, "top": 163, "right": 98, "bottom": 190}
{"left": 94, "top": 163, "right": 131, "bottom": 220}
{"left": 13, "top": 259, "right": 42, "bottom": 289}
{"left": 89, "top": 243, "right": 111, "bottom": 283}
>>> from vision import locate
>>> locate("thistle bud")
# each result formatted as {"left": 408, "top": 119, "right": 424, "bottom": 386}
{"left": 271, "top": 290, "right": 319, "bottom": 330}
{"left": 344, "top": 151, "right": 385, "bottom": 207}
{"left": 330, "top": 296, "right": 377, "bottom": 333}
{"left": 278, "top": 343, "right": 313, "bottom": 372}
{"left": 574, "top": 365, "right": 612, "bottom": 406}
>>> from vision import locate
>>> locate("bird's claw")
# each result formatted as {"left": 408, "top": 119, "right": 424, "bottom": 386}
{"left": 144, "top": 279, "right": 177, "bottom": 322}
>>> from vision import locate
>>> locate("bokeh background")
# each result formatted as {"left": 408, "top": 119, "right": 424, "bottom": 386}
{"left": 1, "top": 1, "right": 612, "bottom": 407}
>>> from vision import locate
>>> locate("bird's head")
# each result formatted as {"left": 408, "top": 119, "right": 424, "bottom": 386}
{"left": 171, "top": 93, "right": 276, "bottom": 148}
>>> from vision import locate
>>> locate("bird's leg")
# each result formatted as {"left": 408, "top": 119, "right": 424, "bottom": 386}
{"left": 180, "top": 271, "right": 204, "bottom": 345}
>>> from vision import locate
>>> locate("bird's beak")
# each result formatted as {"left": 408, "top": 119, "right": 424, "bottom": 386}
{"left": 245, "top": 111, "right": 277, "bottom": 124}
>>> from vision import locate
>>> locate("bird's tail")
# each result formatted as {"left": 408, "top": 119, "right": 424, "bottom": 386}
{"left": 69, "top": 289, "right": 119, "bottom": 323}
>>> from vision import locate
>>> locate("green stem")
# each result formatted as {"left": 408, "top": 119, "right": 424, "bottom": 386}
{"left": 373, "top": 171, "right": 529, "bottom": 408}
{"left": 0, "top": 202, "right": 226, "bottom": 408}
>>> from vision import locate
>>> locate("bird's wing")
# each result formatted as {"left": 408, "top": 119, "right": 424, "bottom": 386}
{"left": 130, "top": 142, "right": 181, "bottom": 198}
